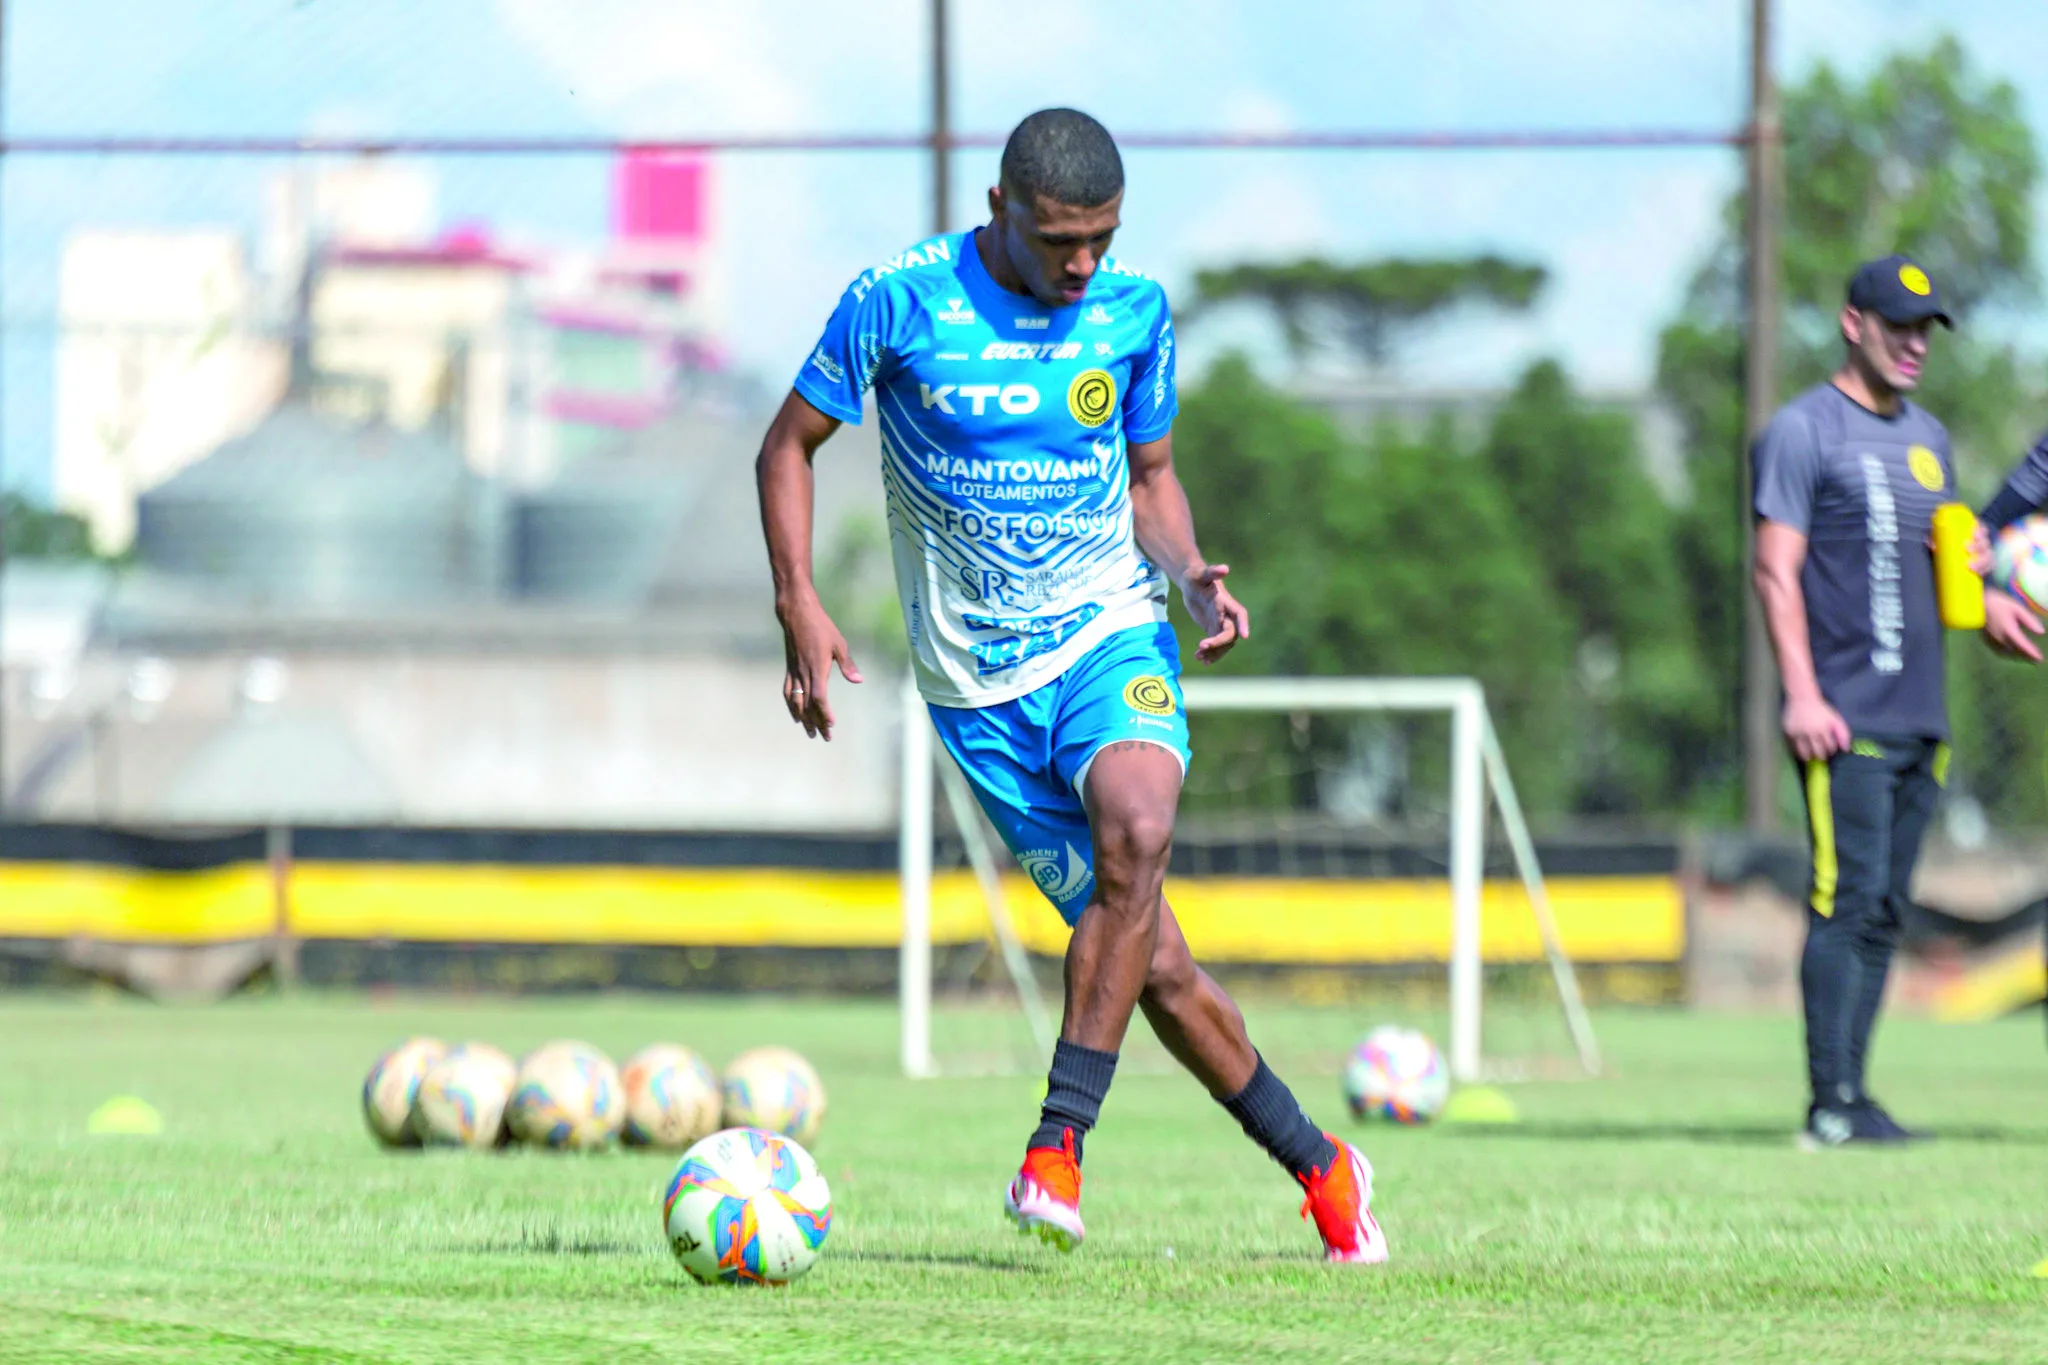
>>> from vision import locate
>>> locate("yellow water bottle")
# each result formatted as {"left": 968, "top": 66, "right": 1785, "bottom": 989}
{"left": 1932, "top": 502, "right": 1985, "bottom": 630}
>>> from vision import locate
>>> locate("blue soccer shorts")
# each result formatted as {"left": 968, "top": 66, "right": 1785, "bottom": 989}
{"left": 927, "top": 622, "right": 1192, "bottom": 926}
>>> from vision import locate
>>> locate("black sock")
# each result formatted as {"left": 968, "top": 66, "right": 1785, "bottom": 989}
{"left": 1028, "top": 1039, "right": 1118, "bottom": 1162}
{"left": 1223, "top": 1054, "right": 1338, "bottom": 1181}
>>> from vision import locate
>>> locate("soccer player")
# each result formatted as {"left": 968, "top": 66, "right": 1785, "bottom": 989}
{"left": 756, "top": 109, "right": 1385, "bottom": 1262}
{"left": 1751, "top": 254, "right": 2027, "bottom": 1147}
{"left": 1969, "top": 432, "right": 2048, "bottom": 662}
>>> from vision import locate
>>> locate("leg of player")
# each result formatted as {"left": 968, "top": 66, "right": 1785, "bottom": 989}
{"left": 1797, "top": 746, "right": 1901, "bottom": 1149}
{"left": 1140, "top": 903, "right": 1388, "bottom": 1264}
{"left": 1003, "top": 741, "right": 1177, "bottom": 1253}
{"left": 1848, "top": 741, "right": 1942, "bottom": 1141}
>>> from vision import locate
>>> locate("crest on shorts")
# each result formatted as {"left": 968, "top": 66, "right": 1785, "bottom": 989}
{"left": 1123, "top": 675, "right": 1177, "bottom": 718}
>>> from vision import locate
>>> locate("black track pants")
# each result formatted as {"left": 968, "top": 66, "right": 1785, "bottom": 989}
{"left": 1798, "top": 735, "right": 1946, "bottom": 1108}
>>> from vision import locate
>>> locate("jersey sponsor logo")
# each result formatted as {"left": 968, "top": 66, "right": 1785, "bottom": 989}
{"left": 919, "top": 382, "right": 1040, "bottom": 416}
{"left": 1153, "top": 322, "right": 1174, "bottom": 411}
{"left": 843, "top": 240, "right": 954, "bottom": 304}
{"left": 1018, "top": 843, "right": 1092, "bottom": 905}
{"left": 1899, "top": 263, "right": 1932, "bottom": 296}
{"left": 849, "top": 237, "right": 954, "bottom": 302}
{"left": 1094, "top": 341, "right": 1114, "bottom": 356}
{"left": 1908, "top": 444, "right": 1944, "bottom": 491}
{"left": 1860, "top": 452, "right": 1905, "bottom": 675}
{"left": 1014, "top": 316, "right": 1051, "bottom": 330}
{"left": 956, "top": 561, "right": 1097, "bottom": 606}
{"left": 917, "top": 451, "right": 1110, "bottom": 483}
{"left": 856, "top": 332, "right": 885, "bottom": 386}
{"left": 980, "top": 341, "right": 1083, "bottom": 361}
{"left": 807, "top": 347, "right": 845, "bottom": 384}
{"left": 1067, "top": 369, "right": 1116, "bottom": 428}
{"left": 1082, "top": 303, "right": 1114, "bottom": 326}
{"left": 935, "top": 297, "right": 976, "bottom": 325}
{"left": 934, "top": 351, "right": 970, "bottom": 361}
{"left": 965, "top": 603, "right": 1103, "bottom": 674}
{"left": 1123, "top": 675, "right": 1177, "bottom": 717}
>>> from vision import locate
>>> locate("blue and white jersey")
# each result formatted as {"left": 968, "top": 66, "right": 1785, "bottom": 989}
{"left": 793, "top": 230, "right": 1178, "bottom": 708}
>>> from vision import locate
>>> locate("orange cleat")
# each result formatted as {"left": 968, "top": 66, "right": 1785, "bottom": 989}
{"left": 1297, "top": 1135, "right": 1389, "bottom": 1264}
{"left": 1003, "top": 1126, "right": 1085, "bottom": 1252}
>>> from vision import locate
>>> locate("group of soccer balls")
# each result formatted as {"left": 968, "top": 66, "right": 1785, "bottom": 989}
{"left": 362, "top": 1037, "right": 835, "bottom": 1285}
{"left": 1344, "top": 1024, "right": 1452, "bottom": 1125}
{"left": 361, "top": 1037, "right": 825, "bottom": 1151}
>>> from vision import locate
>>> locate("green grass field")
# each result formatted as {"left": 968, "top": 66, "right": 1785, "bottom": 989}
{"left": 3, "top": 994, "right": 2048, "bottom": 1363}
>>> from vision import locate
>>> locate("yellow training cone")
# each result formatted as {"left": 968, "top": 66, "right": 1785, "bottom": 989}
{"left": 1440, "top": 1085, "right": 1521, "bottom": 1125}
{"left": 87, "top": 1096, "right": 163, "bottom": 1136}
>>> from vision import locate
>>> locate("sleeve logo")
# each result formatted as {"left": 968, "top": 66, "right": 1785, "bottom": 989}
{"left": 1908, "top": 444, "right": 1944, "bottom": 491}
{"left": 1067, "top": 369, "right": 1117, "bottom": 428}
{"left": 1123, "top": 675, "right": 1177, "bottom": 717}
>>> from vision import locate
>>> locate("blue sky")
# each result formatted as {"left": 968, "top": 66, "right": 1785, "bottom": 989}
{"left": 6, "top": 0, "right": 2048, "bottom": 498}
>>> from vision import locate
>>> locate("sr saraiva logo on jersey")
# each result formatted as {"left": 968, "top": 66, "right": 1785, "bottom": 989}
{"left": 1068, "top": 369, "right": 1117, "bottom": 428}
{"left": 1123, "top": 675, "right": 1177, "bottom": 717}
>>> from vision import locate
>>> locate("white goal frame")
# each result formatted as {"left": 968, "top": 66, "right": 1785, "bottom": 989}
{"left": 898, "top": 675, "right": 1602, "bottom": 1082}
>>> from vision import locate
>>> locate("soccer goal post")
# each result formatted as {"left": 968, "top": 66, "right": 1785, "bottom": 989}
{"left": 897, "top": 674, "right": 1602, "bottom": 1083}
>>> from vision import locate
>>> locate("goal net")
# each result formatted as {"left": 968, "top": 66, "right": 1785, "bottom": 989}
{"left": 896, "top": 675, "right": 1602, "bottom": 1084}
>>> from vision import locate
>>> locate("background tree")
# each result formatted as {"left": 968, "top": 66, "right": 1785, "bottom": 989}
{"left": 1187, "top": 256, "right": 1546, "bottom": 367}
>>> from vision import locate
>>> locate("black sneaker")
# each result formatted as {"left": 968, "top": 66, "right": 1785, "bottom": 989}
{"left": 1858, "top": 1099, "right": 1929, "bottom": 1142}
{"left": 1796, "top": 1102, "right": 1897, "bottom": 1151}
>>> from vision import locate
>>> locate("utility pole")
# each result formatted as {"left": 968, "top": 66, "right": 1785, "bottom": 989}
{"left": 930, "top": 0, "right": 950, "bottom": 237}
{"left": 1742, "top": 0, "right": 1783, "bottom": 833}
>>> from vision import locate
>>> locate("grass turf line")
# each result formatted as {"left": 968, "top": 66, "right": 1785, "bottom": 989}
{"left": 1, "top": 996, "right": 2045, "bottom": 1363}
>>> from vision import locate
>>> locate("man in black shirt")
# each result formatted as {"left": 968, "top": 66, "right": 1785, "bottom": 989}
{"left": 1751, "top": 255, "right": 2029, "bottom": 1147}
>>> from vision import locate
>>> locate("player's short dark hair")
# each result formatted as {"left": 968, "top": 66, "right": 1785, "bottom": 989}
{"left": 999, "top": 108, "right": 1124, "bottom": 209}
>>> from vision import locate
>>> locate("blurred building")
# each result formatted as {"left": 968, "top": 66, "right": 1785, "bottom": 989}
{"left": 53, "top": 232, "right": 290, "bottom": 553}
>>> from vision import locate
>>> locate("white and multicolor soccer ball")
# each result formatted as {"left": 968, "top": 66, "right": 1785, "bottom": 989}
{"left": 663, "top": 1127, "right": 833, "bottom": 1285}
{"left": 1343, "top": 1025, "right": 1450, "bottom": 1124}
{"left": 621, "top": 1044, "right": 723, "bottom": 1149}
{"left": 362, "top": 1036, "right": 447, "bottom": 1147}
{"left": 1992, "top": 514, "right": 2048, "bottom": 612}
{"left": 722, "top": 1047, "right": 826, "bottom": 1146}
{"left": 411, "top": 1042, "right": 517, "bottom": 1149}
{"left": 506, "top": 1041, "right": 624, "bottom": 1150}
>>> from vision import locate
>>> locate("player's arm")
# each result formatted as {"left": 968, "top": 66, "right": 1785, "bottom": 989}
{"left": 1753, "top": 522, "right": 1849, "bottom": 761}
{"left": 1975, "top": 428, "right": 2048, "bottom": 661}
{"left": 1127, "top": 431, "right": 1249, "bottom": 664}
{"left": 1750, "top": 410, "right": 1849, "bottom": 760}
{"left": 757, "top": 391, "right": 864, "bottom": 741}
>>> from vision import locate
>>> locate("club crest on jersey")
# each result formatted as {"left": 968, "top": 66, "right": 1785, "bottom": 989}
{"left": 1067, "top": 369, "right": 1116, "bottom": 428}
{"left": 1082, "top": 303, "right": 1114, "bottom": 326}
{"left": 1908, "top": 444, "right": 1944, "bottom": 491}
{"left": 1123, "top": 675, "right": 1177, "bottom": 718}
{"left": 936, "top": 297, "right": 976, "bottom": 325}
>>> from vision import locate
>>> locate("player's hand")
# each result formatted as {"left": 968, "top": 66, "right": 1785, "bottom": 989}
{"left": 1984, "top": 588, "right": 2045, "bottom": 663}
{"left": 1182, "top": 563, "right": 1251, "bottom": 664}
{"left": 1968, "top": 523, "right": 1993, "bottom": 576}
{"left": 777, "top": 592, "right": 863, "bottom": 741}
{"left": 1782, "top": 695, "right": 1851, "bottom": 763}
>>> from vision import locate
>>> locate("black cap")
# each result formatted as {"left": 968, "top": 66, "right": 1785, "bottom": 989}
{"left": 1847, "top": 254, "right": 1953, "bottom": 329}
